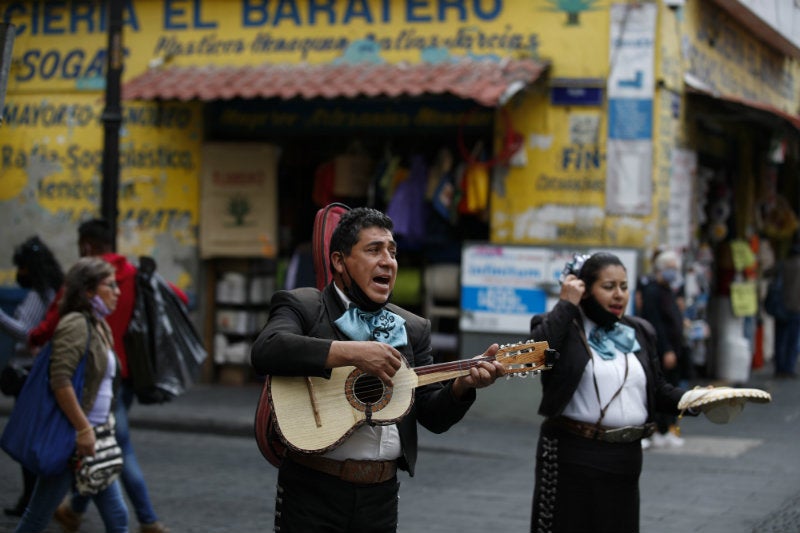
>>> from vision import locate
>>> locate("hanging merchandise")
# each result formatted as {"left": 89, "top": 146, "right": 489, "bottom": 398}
{"left": 458, "top": 162, "right": 490, "bottom": 215}
{"left": 457, "top": 107, "right": 524, "bottom": 169}
{"left": 386, "top": 155, "right": 428, "bottom": 250}
{"left": 428, "top": 148, "right": 458, "bottom": 224}
{"left": 311, "top": 160, "right": 339, "bottom": 208}
{"left": 333, "top": 153, "right": 373, "bottom": 198}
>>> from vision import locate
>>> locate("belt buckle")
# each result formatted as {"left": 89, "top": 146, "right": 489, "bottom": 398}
{"left": 602, "top": 425, "right": 641, "bottom": 443}
{"left": 340, "top": 459, "right": 382, "bottom": 484}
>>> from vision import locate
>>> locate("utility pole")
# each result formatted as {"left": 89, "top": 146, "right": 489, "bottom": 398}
{"left": 101, "top": 0, "right": 123, "bottom": 250}
{"left": 0, "top": 23, "right": 15, "bottom": 124}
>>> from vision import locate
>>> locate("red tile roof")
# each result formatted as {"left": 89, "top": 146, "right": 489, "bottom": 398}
{"left": 122, "top": 58, "right": 549, "bottom": 107}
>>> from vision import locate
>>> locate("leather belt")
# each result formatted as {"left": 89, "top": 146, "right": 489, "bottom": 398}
{"left": 546, "top": 417, "right": 656, "bottom": 444}
{"left": 287, "top": 452, "right": 397, "bottom": 484}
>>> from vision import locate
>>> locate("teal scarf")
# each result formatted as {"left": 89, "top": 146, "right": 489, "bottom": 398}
{"left": 334, "top": 306, "right": 408, "bottom": 348}
{"left": 588, "top": 323, "right": 640, "bottom": 360}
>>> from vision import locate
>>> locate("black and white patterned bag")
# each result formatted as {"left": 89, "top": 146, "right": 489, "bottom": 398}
{"left": 72, "top": 416, "right": 123, "bottom": 496}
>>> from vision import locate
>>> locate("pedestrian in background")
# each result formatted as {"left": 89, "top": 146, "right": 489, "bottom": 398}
{"left": 772, "top": 240, "right": 800, "bottom": 378}
{"left": 251, "top": 206, "right": 505, "bottom": 532}
{"left": 29, "top": 219, "right": 172, "bottom": 533}
{"left": 529, "top": 252, "right": 689, "bottom": 533}
{"left": 1, "top": 237, "right": 64, "bottom": 517}
{"left": 14, "top": 257, "right": 128, "bottom": 533}
{"left": 639, "top": 250, "right": 690, "bottom": 448}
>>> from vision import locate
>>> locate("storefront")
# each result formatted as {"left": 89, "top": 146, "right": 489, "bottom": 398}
{"left": 1, "top": 0, "right": 799, "bottom": 382}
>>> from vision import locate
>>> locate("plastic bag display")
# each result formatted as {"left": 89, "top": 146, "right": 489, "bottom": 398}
{"left": 125, "top": 257, "right": 207, "bottom": 404}
{"left": 1, "top": 321, "right": 91, "bottom": 476}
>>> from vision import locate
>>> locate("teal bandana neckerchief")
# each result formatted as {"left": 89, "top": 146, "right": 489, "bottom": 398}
{"left": 334, "top": 306, "right": 408, "bottom": 348}
{"left": 587, "top": 323, "right": 640, "bottom": 360}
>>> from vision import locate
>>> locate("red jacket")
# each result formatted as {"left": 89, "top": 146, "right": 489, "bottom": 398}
{"left": 29, "top": 253, "right": 188, "bottom": 380}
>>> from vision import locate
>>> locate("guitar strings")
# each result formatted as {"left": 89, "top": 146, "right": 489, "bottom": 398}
{"left": 336, "top": 348, "right": 545, "bottom": 399}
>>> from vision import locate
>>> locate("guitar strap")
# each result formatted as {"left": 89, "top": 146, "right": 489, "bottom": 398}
{"left": 576, "top": 320, "right": 629, "bottom": 428}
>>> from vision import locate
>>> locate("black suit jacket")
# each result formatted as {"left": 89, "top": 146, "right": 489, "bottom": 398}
{"left": 530, "top": 299, "right": 684, "bottom": 421}
{"left": 251, "top": 283, "right": 475, "bottom": 476}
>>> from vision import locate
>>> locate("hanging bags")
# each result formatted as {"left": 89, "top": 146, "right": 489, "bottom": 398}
{"left": 125, "top": 256, "right": 207, "bottom": 404}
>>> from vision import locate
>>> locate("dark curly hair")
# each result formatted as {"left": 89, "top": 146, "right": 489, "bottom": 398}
{"left": 328, "top": 207, "right": 394, "bottom": 274}
{"left": 13, "top": 236, "right": 64, "bottom": 298}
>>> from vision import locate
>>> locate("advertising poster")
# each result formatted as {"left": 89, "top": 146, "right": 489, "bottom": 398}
{"left": 460, "top": 244, "right": 638, "bottom": 334}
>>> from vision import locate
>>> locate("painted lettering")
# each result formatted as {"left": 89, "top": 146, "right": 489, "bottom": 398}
{"left": 2, "top": 102, "right": 96, "bottom": 127}
{"left": 407, "top": 0, "right": 431, "bottom": 22}
{"left": 15, "top": 47, "right": 129, "bottom": 82}
{"left": 438, "top": 0, "right": 465, "bottom": 20}
{"left": 561, "top": 147, "right": 603, "bottom": 170}
{"left": 66, "top": 145, "right": 103, "bottom": 170}
{"left": 536, "top": 174, "right": 604, "bottom": 193}
{"left": 2, "top": 0, "right": 139, "bottom": 35}
{"left": 274, "top": 0, "right": 302, "bottom": 25}
{"left": 124, "top": 106, "right": 193, "bottom": 128}
{"left": 38, "top": 177, "right": 100, "bottom": 201}
{"left": 249, "top": 32, "right": 347, "bottom": 58}
{"left": 121, "top": 208, "right": 193, "bottom": 231}
{"left": 240, "top": 0, "right": 502, "bottom": 27}
{"left": 163, "top": 0, "right": 217, "bottom": 29}
{"left": 342, "top": 0, "right": 373, "bottom": 23}
{"left": 120, "top": 146, "right": 194, "bottom": 170}
{"left": 1, "top": 144, "right": 27, "bottom": 170}
{"left": 308, "top": 0, "right": 336, "bottom": 24}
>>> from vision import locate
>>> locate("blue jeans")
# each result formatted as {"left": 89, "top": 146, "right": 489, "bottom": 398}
{"left": 15, "top": 469, "right": 127, "bottom": 532}
{"left": 72, "top": 381, "right": 159, "bottom": 525}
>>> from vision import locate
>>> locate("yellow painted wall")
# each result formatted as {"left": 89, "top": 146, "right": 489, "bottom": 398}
{"left": 2, "top": 0, "right": 798, "bottom": 284}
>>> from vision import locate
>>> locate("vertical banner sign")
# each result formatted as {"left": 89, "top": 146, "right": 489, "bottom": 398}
{"left": 606, "top": 3, "right": 656, "bottom": 216}
{"left": 668, "top": 149, "right": 697, "bottom": 248}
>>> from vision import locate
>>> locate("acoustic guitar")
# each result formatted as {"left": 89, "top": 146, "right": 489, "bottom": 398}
{"left": 266, "top": 340, "right": 554, "bottom": 455}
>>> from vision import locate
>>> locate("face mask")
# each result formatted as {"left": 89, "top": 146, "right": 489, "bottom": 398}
{"left": 16, "top": 272, "right": 33, "bottom": 289}
{"left": 580, "top": 294, "right": 620, "bottom": 329}
{"left": 91, "top": 294, "right": 112, "bottom": 318}
{"left": 342, "top": 263, "right": 388, "bottom": 313}
{"left": 660, "top": 268, "right": 679, "bottom": 286}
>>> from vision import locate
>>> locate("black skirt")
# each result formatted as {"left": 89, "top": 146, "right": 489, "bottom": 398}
{"left": 530, "top": 421, "right": 644, "bottom": 533}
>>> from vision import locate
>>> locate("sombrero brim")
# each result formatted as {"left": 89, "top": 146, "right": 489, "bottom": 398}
{"left": 678, "top": 387, "right": 772, "bottom": 411}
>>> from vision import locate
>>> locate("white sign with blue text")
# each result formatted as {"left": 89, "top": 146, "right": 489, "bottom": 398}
{"left": 460, "top": 245, "right": 638, "bottom": 334}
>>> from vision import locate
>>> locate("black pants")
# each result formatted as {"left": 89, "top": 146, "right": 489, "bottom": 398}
{"left": 275, "top": 458, "right": 400, "bottom": 533}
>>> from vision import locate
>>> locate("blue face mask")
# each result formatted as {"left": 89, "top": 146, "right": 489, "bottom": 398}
{"left": 660, "top": 268, "right": 679, "bottom": 286}
{"left": 91, "top": 294, "right": 112, "bottom": 318}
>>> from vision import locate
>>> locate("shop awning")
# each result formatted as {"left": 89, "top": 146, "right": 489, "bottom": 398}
{"left": 121, "top": 58, "right": 550, "bottom": 107}
{"left": 684, "top": 73, "right": 800, "bottom": 132}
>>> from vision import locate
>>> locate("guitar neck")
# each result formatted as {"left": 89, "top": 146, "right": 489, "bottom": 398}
{"left": 415, "top": 356, "right": 494, "bottom": 387}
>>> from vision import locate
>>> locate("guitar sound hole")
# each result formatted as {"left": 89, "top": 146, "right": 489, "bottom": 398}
{"left": 353, "top": 374, "right": 384, "bottom": 405}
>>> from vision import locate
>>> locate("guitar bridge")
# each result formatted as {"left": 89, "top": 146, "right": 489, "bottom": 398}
{"left": 364, "top": 403, "right": 375, "bottom": 426}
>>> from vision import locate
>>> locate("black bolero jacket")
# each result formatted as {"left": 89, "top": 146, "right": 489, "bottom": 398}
{"left": 251, "top": 283, "right": 475, "bottom": 476}
{"left": 530, "top": 299, "right": 684, "bottom": 422}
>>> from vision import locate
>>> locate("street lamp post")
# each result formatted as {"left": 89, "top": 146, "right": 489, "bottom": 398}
{"left": 101, "top": 0, "right": 123, "bottom": 250}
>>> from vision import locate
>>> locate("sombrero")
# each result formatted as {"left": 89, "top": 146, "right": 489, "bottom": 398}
{"left": 678, "top": 386, "right": 772, "bottom": 424}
